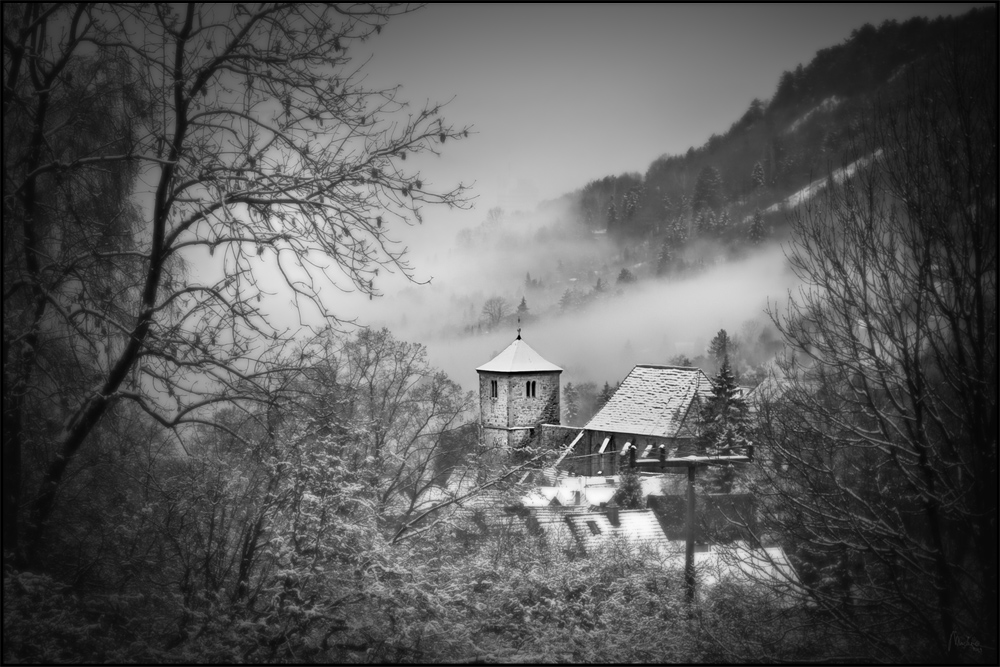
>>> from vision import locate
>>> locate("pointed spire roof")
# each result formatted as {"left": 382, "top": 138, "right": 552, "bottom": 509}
{"left": 476, "top": 335, "right": 562, "bottom": 373}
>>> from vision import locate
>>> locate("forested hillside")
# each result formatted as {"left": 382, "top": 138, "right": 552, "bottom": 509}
{"left": 563, "top": 10, "right": 993, "bottom": 270}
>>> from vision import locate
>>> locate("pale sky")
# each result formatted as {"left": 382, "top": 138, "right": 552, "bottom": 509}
{"left": 360, "top": 3, "right": 983, "bottom": 237}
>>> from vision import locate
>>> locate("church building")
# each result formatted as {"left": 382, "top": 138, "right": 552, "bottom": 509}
{"left": 476, "top": 333, "right": 561, "bottom": 450}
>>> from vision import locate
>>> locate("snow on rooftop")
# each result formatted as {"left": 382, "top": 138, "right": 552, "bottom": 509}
{"left": 476, "top": 335, "right": 562, "bottom": 373}
{"left": 584, "top": 365, "right": 713, "bottom": 438}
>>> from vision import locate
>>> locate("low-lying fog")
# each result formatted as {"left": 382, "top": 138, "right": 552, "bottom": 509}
{"left": 340, "top": 203, "right": 799, "bottom": 392}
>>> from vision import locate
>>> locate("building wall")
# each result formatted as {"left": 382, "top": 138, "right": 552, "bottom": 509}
{"left": 479, "top": 370, "right": 560, "bottom": 450}
{"left": 479, "top": 372, "right": 509, "bottom": 429}
{"left": 506, "top": 372, "right": 560, "bottom": 428}
{"left": 563, "top": 430, "right": 696, "bottom": 476}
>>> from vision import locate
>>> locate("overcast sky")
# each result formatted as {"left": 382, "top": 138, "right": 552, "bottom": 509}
{"left": 359, "top": 3, "right": 983, "bottom": 237}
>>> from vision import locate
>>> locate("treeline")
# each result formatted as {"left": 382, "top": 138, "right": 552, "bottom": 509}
{"left": 567, "top": 9, "right": 994, "bottom": 259}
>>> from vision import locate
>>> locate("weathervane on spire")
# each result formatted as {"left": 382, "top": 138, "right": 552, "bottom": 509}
{"left": 517, "top": 317, "right": 521, "bottom": 340}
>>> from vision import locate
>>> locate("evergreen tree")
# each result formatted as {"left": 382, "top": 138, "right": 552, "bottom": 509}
{"left": 517, "top": 296, "right": 529, "bottom": 316}
{"left": 559, "top": 289, "right": 578, "bottom": 311}
{"left": 596, "top": 381, "right": 616, "bottom": 411}
{"left": 696, "top": 209, "right": 716, "bottom": 238}
{"left": 594, "top": 277, "right": 606, "bottom": 294}
{"left": 606, "top": 199, "right": 618, "bottom": 229}
{"left": 698, "top": 355, "right": 751, "bottom": 492}
{"left": 616, "top": 268, "right": 637, "bottom": 285}
{"left": 752, "top": 161, "right": 766, "bottom": 191}
{"left": 717, "top": 208, "right": 732, "bottom": 237}
{"left": 748, "top": 208, "right": 766, "bottom": 245}
{"left": 563, "top": 383, "right": 580, "bottom": 424}
{"left": 692, "top": 165, "right": 723, "bottom": 213}
{"left": 613, "top": 457, "right": 645, "bottom": 509}
{"left": 708, "top": 329, "right": 736, "bottom": 370}
{"left": 623, "top": 185, "right": 644, "bottom": 223}
{"left": 656, "top": 239, "right": 673, "bottom": 277}
{"left": 666, "top": 213, "right": 688, "bottom": 247}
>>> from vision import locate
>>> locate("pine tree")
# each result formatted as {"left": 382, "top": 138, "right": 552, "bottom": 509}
{"left": 748, "top": 208, "right": 766, "bottom": 245}
{"left": 698, "top": 355, "right": 751, "bottom": 493}
{"left": 708, "top": 329, "right": 734, "bottom": 369}
{"left": 696, "top": 210, "right": 711, "bottom": 238}
{"left": 559, "top": 289, "right": 577, "bottom": 311}
{"left": 613, "top": 457, "right": 645, "bottom": 509}
{"left": 717, "top": 208, "right": 732, "bottom": 237}
{"left": 616, "top": 268, "right": 636, "bottom": 285}
{"left": 563, "top": 383, "right": 579, "bottom": 424}
{"left": 596, "top": 381, "right": 616, "bottom": 410}
{"left": 623, "top": 186, "right": 644, "bottom": 223}
{"left": 656, "top": 239, "right": 673, "bottom": 277}
{"left": 752, "top": 161, "right": 765, "bottom": 191}
{"left": 606, "top": 199, "right": 618, "bottom": 229}
{"left": 693, "top": 165, "right": 723, "bottom": 213}
{"left": 594, "top": 277, "right": 605, "bottom": 294}
{"left": 517, "top": 296, "right": 529, "bottom": 316}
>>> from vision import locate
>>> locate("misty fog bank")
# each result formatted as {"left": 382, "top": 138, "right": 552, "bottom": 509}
{"left": 365, "top": 237, "right": 798, "bottom": 393}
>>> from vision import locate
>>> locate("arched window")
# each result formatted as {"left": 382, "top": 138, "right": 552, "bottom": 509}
{"left": 525, "top": 380, "right": 536, "bottom": 398}
{"left": 532, "top": 381, "right": 537, "bottom": 397}
{"left": 490, "top": 379, "right": 498, "bottom": 399}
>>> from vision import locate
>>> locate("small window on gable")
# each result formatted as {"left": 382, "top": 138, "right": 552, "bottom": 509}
{"left": 490, "top": 379, "right": 498, "bottom": 399}
{"left": 586, "top": 520, "right": 602, "bottom": 535}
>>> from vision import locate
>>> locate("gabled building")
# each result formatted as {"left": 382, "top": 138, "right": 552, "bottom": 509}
{"left": 559, "top": 364, "right": 714, "bottom": 476}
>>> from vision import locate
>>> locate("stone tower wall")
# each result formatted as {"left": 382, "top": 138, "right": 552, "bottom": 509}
{"left": 479, "top": 370, "right": 561, "bottom": 450}
{"left": 478, "top": 372, "right": 510, "bottom": 430}
{"left": 505, "top": 371, "right": 560, "bottom": 427}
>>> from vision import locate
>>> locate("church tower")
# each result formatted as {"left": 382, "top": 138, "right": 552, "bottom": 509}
{"left": 477, "top": 332, "right": 562, "bottom": 450}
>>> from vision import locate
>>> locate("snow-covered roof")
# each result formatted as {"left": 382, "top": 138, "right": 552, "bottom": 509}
{"left": 476, "top": 336, "right": 562, "bottom": 373}
{"left": 564, "top": 509, "right": 675, "bottom": 555}
{"left": 584, "top": 365, "right": 713, "bottom": 438}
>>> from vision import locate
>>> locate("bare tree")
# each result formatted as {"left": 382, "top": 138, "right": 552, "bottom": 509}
{"left": 296, "top": 328, "right": 476, "bottom": 520}
{"left": 751, "top": 24, "right": 996, "bottom": 662}
{"left": 3, "top": 3, "right": 469, "bottom": 567}
{"left": 481, "top": 296, "right": 510, "bottom": 328}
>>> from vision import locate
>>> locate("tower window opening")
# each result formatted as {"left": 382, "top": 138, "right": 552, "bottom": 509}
{"left": 525, "top": 380, "right": 536, "bottom": 398}
{"left": 490, "top": 379, "right": 498, "bottom": 399}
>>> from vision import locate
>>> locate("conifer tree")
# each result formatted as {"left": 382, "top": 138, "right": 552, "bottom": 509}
{"left": 748, "top": 208, "right": 766, "bottom": 245}
{"left": 558, "top": 289, "right": 577, "bottom": 311}
{"left": 596, "top": 381, "right": 616, "bottom": 410}
{"left": 693, "top": 165, "right": 723, "bottom": 212}
{"left": 616, "top": 268, "right": 637, "bottom": 285}
{"left": 656, "top": 239, "right": 673, "bottom": 276}
{"left": 613, "top": 456, "right": 645, "bottom": 509}
{"left": 752, "top": 161, "right": 766, "bottom": 191}
{"left": 717, "top": 208, "right": 732, "bottom": 237}
{"left": 563, "top": 383, "right": 580, "bottom": 425}
{"left": 708, "top": 329, "right": 735, "bottom": 369}
{"left": 698, "top": 355, "right": 750, "bottom": 492}
{"left": 517, "top": 296, "right": 529, "bottom": 316}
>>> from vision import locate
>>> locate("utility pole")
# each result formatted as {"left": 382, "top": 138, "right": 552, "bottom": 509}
{"left": 685, "top": 465, "right": 696, "bottom": 603}
{"left": 642, "top": 453, "right": 752, "bottom": 603}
